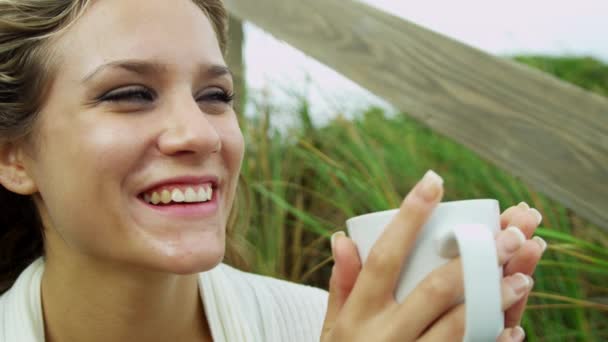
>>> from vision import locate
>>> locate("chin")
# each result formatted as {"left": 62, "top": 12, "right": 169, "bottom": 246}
{"left": 131, "top": 222, "right": 228, "bottom": 275}
{"left": 168, "top": 250, "right": 225, "bottom": 275}
{"left": 159, "top": 241, "right": 226, "bottom": 275}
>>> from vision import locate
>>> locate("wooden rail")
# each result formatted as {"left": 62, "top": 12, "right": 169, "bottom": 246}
{"left": 224, "top": 0, "right": 608, "bottom": 230}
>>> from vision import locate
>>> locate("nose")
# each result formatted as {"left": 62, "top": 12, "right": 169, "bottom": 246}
{"left": 157, "top": 92, "right": 221, "bottom": 157}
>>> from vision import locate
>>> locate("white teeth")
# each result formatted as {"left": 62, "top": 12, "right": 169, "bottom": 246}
{"left": 197, "top": 187, "right": 208, "bottom": 201}
{"left": 206, "top": 186, "right": 213, "bottom": 200}
{"left": 151, "top": 192, "right": 161, "bottom": 205}
{"left": 184, "top": 187, "right": 197, "bottom": 202}
{"left": 171, "top": 189, "right": 185, "bottom": 203}
{"left": 143, "top": 184, "right": 215, "bottom": 205}
{"left": 161, "top": 190, "right": 171, "bottom": 204}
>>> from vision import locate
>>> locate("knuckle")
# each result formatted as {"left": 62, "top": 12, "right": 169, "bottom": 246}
{"left": 420, "top": 273, "right": 457, "bottom": 301}
{"left": 327, "top": 313, "right": 375, "bottom": 342}
{"left": 397, "top": 196, "right": 432, "bottom": 230}
{"left": 502, "top": 205, "right": 518, "bottom": 216}
{"left": 521, "top": 240, "right": 543, "bottom": 258}
{"left": 400, "top": 193, "right": 429, "bottom": 216}
{"left": 513, "top": 210, "right": 534, "bottom": 227}
{"left": 365, "top": 248, "right": 400, "bottom": 273}
{"left": 515, "top": 207, "right": 528, "bottom": 216}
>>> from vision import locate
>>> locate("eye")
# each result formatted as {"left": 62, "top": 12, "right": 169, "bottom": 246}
{"left": 98, "top": 86, "right": 156, "bottom": 103}
{"left": 196, "top": 88, "right": 234, "bottom": 104}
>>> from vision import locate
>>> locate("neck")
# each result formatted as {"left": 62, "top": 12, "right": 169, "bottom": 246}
{"left": 40, "top": 253, "right": 212, "bottom": 342}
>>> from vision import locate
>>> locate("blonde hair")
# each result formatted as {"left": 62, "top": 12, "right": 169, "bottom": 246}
{"left": 0, "top": 0, "right": 249, "bottom": 294}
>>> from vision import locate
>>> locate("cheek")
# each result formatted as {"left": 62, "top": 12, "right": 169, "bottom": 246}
{"left": 83, "top": 123, "right": 147, "bottom": 174}
{"left": 40, "top": 115, "right": 145, "bottom": 179}
{"left": 218, "top": 121, "right": 244, "bottom": 213}
{"left": 34, "top": 118, "right": 146, "bottom": 232}
{"left": 220, "top": 120, "right": 245, "bottom": 172}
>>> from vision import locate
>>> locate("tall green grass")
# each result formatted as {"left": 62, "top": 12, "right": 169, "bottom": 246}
{"left": 237, "top": 56, "right": 608, "bottom": 341}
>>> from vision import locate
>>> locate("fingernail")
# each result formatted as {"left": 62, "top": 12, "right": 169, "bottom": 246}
{"left": 508, "top": 273, "right": 534, "bottom": 295}
{"left": 330, "top": 231, "right": 345, "bottom": 252}
{"left": 518, "top": 201, "right": 530, "bottom": 209}
{"left": 501, "top": 226, "right": 526, "bottom": 254}
{"left": 511, "top": 326, "right": 525, "bottom": 341}
{"left": 529, "top": 208, "right": 543, "bottom": 225}
{"left": 416, "top": 170, "right": 443, "bottom": 202}
{"left": 532, "top": 236, "right": 547, "bottom": 252}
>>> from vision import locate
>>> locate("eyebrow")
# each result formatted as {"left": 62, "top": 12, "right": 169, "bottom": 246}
{"left": 81, "top": 60, "right": 232, "bottom": 83}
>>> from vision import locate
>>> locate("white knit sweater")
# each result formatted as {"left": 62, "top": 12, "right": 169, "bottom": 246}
{"left": 0, "top": 258, "right": 329, "bottom": 342}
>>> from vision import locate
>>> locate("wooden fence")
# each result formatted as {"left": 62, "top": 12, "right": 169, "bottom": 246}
{"left": 224, "top": 0, "right": 608, "bottom": 231}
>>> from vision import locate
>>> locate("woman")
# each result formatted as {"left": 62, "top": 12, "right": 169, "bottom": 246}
{"left": 0, "top": 0, "right": 545, "bottom": 341}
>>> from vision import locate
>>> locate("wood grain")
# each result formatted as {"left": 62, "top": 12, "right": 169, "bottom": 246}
{"left": 224, "top": 0, "right": 608, "bottom": 230}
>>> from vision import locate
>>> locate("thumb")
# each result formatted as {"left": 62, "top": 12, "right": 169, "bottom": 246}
{"left": 322, "top": 231, "right": 362, "bottom": 335}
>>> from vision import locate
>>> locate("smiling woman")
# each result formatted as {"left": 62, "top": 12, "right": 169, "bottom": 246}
{"left": 0, "top": 0, "right": 328, "bottom": 341}
{"left": 0, "top": 0, "right": 543, "bottom": 341}
{"left": 0, "top": 0, "right": 242, "bottom": 286}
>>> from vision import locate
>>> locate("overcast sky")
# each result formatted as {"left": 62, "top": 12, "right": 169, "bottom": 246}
{"left": 242, "top": 0, "right": 608, "bottom": 123}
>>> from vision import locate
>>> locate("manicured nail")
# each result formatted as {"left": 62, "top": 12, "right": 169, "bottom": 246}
{"left": 518, "top": 201, "right": 530, "bottom": 209}
{"left": 501, "top": 226, "right": 526, "bottom": 254}
{"left": 416, "top": 170, "right": 443, "bottom": 202}
{"left": 330, "top": 231, "right": 345, "bottom": 252}
{"left": 532, "top": 236, "right": 547, "bottom": 252}
{"left": 529, "top": 208, "right": 543, "bottom": 225}
{"left": 508, "top": 273, "right": 533, "bottom": 295}
{"left": 511, "top": 326, "right": 525, "bottom": 341}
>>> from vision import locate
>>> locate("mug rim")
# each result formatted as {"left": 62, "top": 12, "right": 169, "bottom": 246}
{"left": 346, "top": 198, "right": 498, "bottom": 225}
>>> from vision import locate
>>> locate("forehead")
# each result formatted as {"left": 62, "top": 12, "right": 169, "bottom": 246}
{"left": 53, "top": 0, "right": 224, "bottom": 77}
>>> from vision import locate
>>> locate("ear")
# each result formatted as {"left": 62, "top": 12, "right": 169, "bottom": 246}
{"left": 0, "top": 141, "right": 37, "bottom": 195}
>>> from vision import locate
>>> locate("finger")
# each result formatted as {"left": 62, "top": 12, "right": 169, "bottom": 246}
{"left": 505, "top": 292, "right": 530, "bottom": 330}
{"left": 497, "top": 326, "right": 526, "bottom": 342}
{"left": 322, "top": 265, "right": 340, "bottom": 336}
{"left": 418, "top": 273, "right": 533, "bottom": 341}
{"left": 504, "top": 238, "right": 546, "bottom": 276}
{"left": 500, "top": 208, "right": 545, "bottom": 325}
{"left": 503, "top": 204, "right": 543, "bottom": 239}
{"left": 322, "top": 232, "right": 362, "bottom": 334}
{"left": 333, "top": 235, "right": 363, "bottom": 299}
{"left": 502, "top": 273, "right": 534, "bottom": 309}
{"left": 397, "top": 245, "right": 530, "bottom": 339}
{"left": 504, "top": 239, "right": 545, "bottom": 327}
{"left": 352, "top": 170, "right": 444, "bottom": 306}
{"left": 396, "top": 258, "right": 464, "bottom": 338}
{"left": 500, "top": 202, "right": 529, "bottom": 229}
{"left": 495, "top": 226, "right": 526, "bottom": 265}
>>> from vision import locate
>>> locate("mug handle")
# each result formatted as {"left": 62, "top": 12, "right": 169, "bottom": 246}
{"left": 434, "top": 224, "right": 504, "bottom": 342}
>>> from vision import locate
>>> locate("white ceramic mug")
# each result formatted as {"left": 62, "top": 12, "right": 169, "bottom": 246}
{"left": 346, "top": 199, "right": 504, "bottom": 342}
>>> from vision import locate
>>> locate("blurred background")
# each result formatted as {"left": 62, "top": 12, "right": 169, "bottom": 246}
{"left": 224, "top": 1, "right": 608, "bottom": 341}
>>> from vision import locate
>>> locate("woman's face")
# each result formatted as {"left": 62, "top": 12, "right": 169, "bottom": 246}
{"left": 23, "top": 0, "right": 244, "bottom": 273}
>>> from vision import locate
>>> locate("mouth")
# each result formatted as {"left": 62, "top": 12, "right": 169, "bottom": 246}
{"left": 135, "top": 177, "right": 220, "bottom": 218}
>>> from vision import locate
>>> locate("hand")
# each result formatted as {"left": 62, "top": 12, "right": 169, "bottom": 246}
{"left": 321, "top": 171, "right": 530, "bottom": 341}
{"left": 499, "top": 202, "right": 546, "bottom": 327}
